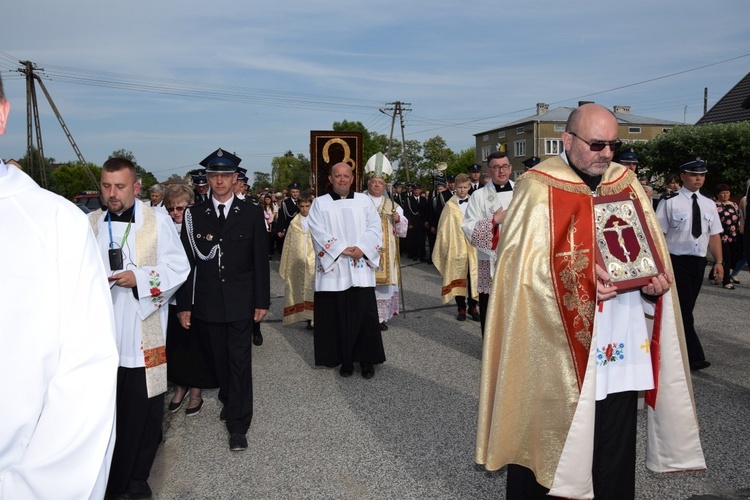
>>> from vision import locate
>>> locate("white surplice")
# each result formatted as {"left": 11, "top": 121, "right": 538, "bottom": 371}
{"left": 307, "top": 192, "right": 383, "bottom": 292}
{"left": 0, "top": 162, "right": 120, "bottom": 499}
{"left": 91, "top": 199, "right": 189, "bottom": 369}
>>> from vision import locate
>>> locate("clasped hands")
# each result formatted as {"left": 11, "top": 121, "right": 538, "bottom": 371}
{"left": 341, "top": 246, "right": 364, "bottom": 260}
{"left": 596, "top": 264, "right": 673, "bottom": 301}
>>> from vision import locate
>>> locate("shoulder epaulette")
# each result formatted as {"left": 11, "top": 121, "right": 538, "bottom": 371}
{"left": 663, "top": 191, "right": 678, "bottom": 201}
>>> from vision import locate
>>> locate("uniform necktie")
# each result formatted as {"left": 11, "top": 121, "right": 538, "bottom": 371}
{"left": 691, "top": 194, "right": 701, "bottom": 238}
{"left": 218, "top": 204, "right": 226, "bottom": 227}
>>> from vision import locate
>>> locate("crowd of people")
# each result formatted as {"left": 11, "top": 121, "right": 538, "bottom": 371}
{"left": 4, "top": 64, "right": 745, "bottom": 499}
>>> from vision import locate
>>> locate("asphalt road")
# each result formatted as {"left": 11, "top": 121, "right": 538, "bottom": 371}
{"left": 150, "top": 258, "right": 750, "bottom": 499}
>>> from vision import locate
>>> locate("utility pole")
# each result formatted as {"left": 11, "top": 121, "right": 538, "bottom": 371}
{"left": 17, "top": 60, "right": 98, "bottom": 191}
{"left": 380, "top": 101, "right": 412, "bottom": 181}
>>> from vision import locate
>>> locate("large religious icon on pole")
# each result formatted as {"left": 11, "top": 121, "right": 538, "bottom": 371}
{"left": 594, "top": 191, "right": 665, "bottom": 291}
{"left": 310, "top": 131, "right": 364, "bottom": 196}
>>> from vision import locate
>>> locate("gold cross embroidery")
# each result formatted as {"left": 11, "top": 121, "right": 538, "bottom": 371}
{"left": 640, "top": 339, "right": 650, "bottom": 353}
{"left": 555, "top": 215, "right": 590, "bottom": 262}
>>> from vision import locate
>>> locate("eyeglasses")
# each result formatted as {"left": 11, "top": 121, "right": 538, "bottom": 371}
{"left": 166, "top": 206, "right": 186, "bottom": 213}
{"left": 488, "top": 164, "right": 512, "bottom": 171}
{"left": 569, "top": 132, "right": 622, "bottom": 152}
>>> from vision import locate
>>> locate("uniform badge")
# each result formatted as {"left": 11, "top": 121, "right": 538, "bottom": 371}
{"left": 206, "top": 234, "right": 214, "bottom": 241}
{"left": 488, "top": 195, "right": 494, "bottom": 202}
{"left": 196, "top": 234, "right": 202, "bottom": 239}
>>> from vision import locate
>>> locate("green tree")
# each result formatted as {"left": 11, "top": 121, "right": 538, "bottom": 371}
{"left": 332, "top": 120, "right": 383, "bottom": 161}
{"left": 271, "top": 150, "right": 311, "bottom": 191}
{"left": 49, "top": 162, "right": 103, "bottom": 200}
{"left": 252, "top": 171, "right": 272, "bottom": 191}
{"left": 17, "top": 148, "right": 57, "bottom": 190}
{"left": 108, "top": 149, "right": 158, "bottom": 192}
{"left": 450, "top": 147, "right": 477, "bottom": 178}
{"left": 637, "top": 123, "right": 750, "bottom": 195}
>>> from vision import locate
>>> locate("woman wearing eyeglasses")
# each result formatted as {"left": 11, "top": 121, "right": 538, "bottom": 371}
{"left": 163, "top": 185, "right": 217, "bottom": 416}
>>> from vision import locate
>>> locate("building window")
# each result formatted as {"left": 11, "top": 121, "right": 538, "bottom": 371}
{"left": 481, "top": 146, "right": 491, "bottom": 160}
{"left": 516, "top": 126, "right": 524, "bottom": 134}
{"left": 514, "top": 140, "right": 526, "bottom": 158}
{"left": 498, "top": 131, "right": 506, "bottom": 139}
{"left": 554, "top": 125, "right": 565, "bottom": 132}
{"left": 545, "top": 139, "right": 564, "bottom": 155}
{"left": 628, "top": 127, "right": 641, "bottom": 134}
{"left": 482, "top": 134, "right": 489, "bottom": 142}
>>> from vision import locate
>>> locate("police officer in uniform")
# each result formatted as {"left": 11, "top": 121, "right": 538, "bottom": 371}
{"left": 656, "top": 156, "right": 723, "bottom": 371}
{"left": 189, "top": 169, "right": 210, "bottom": 204}
{"left": 522, "top": 156, "right": 540, "bottom": 171}
{"left": 276, "top": 182, "right": 301, "bottom": 254}
{"left": 177, "top": 148, "right": 270, "bottom": 451}
{"left": 614, "top": 147, "right": 639, "bottom": 173}
{"left": 468, "top": 164, "right": 482, "bottom": 194}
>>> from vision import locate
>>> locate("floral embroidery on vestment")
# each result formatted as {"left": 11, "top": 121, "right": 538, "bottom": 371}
{"left": 596, "top": 342, "right": 625, "bottom": 366}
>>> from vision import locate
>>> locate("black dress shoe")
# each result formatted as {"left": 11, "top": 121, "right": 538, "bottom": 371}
{"left": 690, "top": 360, "right": 711, "bottom": 371}
{"left": 380, "top": 321, "right": 388, "bottom": 331}
{"left": 361, "top": 362, "right": 375, "bottom": 379}
{"left": 339, "top": 364, "right": 353, "bottom": 377}
{"left": 469, "top": 307, "right": 481, "bottom": 322}
{"left": 456, "top": 309, "right": 467, "bottom": 321}
{"left": 253, "top": 331, "right": 263, "bottom": 346}
{"left": 306, "top": 320, "right": 313, "bottom": 330}
{"left": 229, "top": 433, "right": 248, "bottom": 451}
{"left": 168, "top": 390, "right": 188, "bottom": 413}
{"left": 185, "top": 398, "right": 204, "bottom": 416}
{"left": 126, "top": 479, "right": 152, "bottom": 500}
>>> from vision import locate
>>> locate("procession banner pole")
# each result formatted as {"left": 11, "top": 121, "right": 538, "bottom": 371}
{"left": 391, "top": 184, "right": 406, "bottom": 318}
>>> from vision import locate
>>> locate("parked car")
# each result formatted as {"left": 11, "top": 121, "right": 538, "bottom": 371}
{"left": 73, "top": 191, "right": 103, "bottom": 212}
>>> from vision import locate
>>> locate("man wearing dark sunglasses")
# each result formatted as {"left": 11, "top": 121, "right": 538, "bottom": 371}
{"left": 475, "top": 103, "right": 704, "bottom": 499}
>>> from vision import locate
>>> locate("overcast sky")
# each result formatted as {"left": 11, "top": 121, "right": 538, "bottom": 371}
{"left": 2, "top": 0, "right": 748, "bottom": 182}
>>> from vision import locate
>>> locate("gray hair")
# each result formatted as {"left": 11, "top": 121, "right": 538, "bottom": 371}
{"left": 149, "top": 184, "right": 164, "bottom": 194}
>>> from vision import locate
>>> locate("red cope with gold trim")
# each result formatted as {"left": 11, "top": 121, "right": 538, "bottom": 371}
{"left": 549, "top": 188, "right": 597, "bottom": 390}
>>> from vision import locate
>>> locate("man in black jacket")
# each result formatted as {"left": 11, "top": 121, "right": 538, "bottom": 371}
{"left": 177, "top": 148, "right": 270, "bottom": 452}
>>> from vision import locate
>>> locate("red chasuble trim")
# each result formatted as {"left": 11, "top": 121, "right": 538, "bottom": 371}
{"left": 442, "top": 278, "right": 467, "bottom": 296}
{"left": 549, "top": 188, "right": 597, "bottom": 390}
{"left": 645, "top": 296, "right": 663, "bottom": 409}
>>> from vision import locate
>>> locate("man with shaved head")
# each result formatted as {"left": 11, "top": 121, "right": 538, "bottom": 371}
{"left": 307, "top": 162, "right": 385, "bottom": 379}
{"left": 475, "top": 104, "right": 705, "bottom": 499}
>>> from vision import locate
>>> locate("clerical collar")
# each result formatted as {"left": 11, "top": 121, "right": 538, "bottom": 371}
{"left": 108, "top": 204, "right": 135, "bottom": 222}
{"left": 493, "top": 182, "right": 512, "bottom": 193}
{"left": 329, "top": 189, "right": 354, "bottom": 200}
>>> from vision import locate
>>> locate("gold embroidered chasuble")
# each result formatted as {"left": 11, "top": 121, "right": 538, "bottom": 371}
{"left": 90, "top": 205, "right": 167, "bottom": 398}
{"left": 370, "top": 196, "right": 402, "bottom": 286}
{"left": 475, "top": 156, "right": 704, "bottom": 498}
{"left": 432, "top": 196, "right": 478, "bottom": 302}
{"left": 279, "top": 214, "right": 315, "bottom": 325}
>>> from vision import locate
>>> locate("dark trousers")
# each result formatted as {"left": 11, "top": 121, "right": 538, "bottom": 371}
{"left": 670, "top": 254, "right": 707, "bottom": 364}
{"left": 196, "top": 318, "right": 254, "bottom": 435}
{"left": 107, "top": 367, "right": 164, "bottom": 494}
{"left": 455, "top": 272, "right": 478, "bottom": 311}
{"left": 506, "top": 391, "right": 638, "bottom": 500}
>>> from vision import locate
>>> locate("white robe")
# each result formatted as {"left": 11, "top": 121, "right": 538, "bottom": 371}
{"left": 366, "top": 193, "right": 408, "bottom": 323}
{"left": 91, "top": 199, "right": 190, "bottom": 368}
{"left": 308, "top": 192, "right": 382, "bottom": 292}
{"left": 462, "top": 180, "right": 514, "bottom": 275}
{"left": 0, "top": 163, "right": 119, "bottom": 499}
